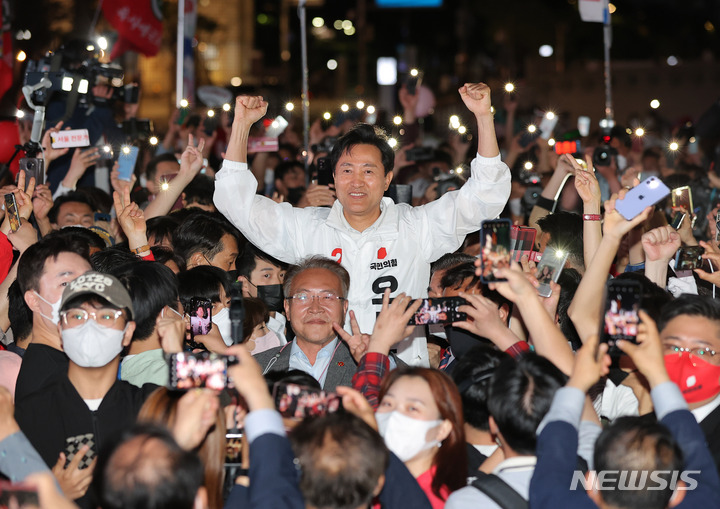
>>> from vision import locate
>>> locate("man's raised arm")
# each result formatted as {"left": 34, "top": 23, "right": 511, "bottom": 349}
{"left": 225, "top": 96, "right": 268, "bottom": 163}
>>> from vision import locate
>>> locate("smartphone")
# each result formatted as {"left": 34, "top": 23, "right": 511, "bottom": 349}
{"left": 536, "top": 247, "right": 569, "bottom": 297}
{"left": 168, "top": 351, "right": 237, "bottom": 391}
{"left": 715, "top": 211, "right": 720, "bottom": 243}
{"left": 189, "top": 297, "right": 212, "bottom": 338}
{"left": 225, "top": 433, "right": 243, "bottom": 466}
{"left": 600, "top": 280, "right": 642, "bottom": 355}
{"left": 614, "top": 176, "right": 671, "bottom": 221}
{"left": 265, "top": 115, "right": 289, "bottom": 138}
{"left": 538, "top": 113, "right": 559, "bottom": 141}
{"left": 63, "top": 433, "right": 97, "bottom": 469}
{"left": 519, "top": 129, "right": 542, "bottom": 149}
{"left": 316, "top": 156, "right": 334, "bottom": 186}
{"left": 176, "top": 107, "right": 191, "bottom": 125}
{"left": 247, "top": 137, "right": 279, "bottom": 153}
{"left": 0, "top": 481, "right": 40, "bottom": 507}
{"left": 99, "top": 145, "right": 114, "bottom": 161}
{"left": 407, "top": 296, "right": 467, "bottom": 325}
{"left": 406, "top": 70, "right": 423, "bottom": 95}
{"left": 18, "top": 157, "right": 45, "bottom": 188}
{"left": 510, "top": 225, "right": 537, "bottom": 262}
{"left": 50, "top": 128, "right": 90, "bottom": 149}
{"left": 273, "top": 382, "right": 342, "bottom": 420}
{"left": 670, "top": 212, "right": 686, "bottom": 230}
{"left": 480, "top": 219, "right": 512, "bottom": 283}
{"left": 671, "top": 186, "right": 694, "bottom": 215}
{"left": 158, "top": 172, "right": 184, "bottom": 211}
{"left": 385, "top": 184, "right": 412, "bottom": 205}
{"left": 4, "top": 193, "right": 20, "bottom": 232}
{"left": 675, "top": 246, "right": 704, "bottom": 271}
{"left": 117, "top": 146, "right": 139, "bottom": 181}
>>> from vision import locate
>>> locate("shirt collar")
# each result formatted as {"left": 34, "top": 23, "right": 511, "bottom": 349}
{"left": 691, "top": 392, "right": 720, "bottom": 423}
{"left": 493, "top": 455, "right": 537, "bottom": 474}
{"left": 290, "top": 337, "right": 339, "bottom": 362}
{"left": 325, "top": 198, "right": 397, "bottom": 235}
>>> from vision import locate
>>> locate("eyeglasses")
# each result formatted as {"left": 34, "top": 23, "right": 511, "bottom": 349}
{"left": 60, "top": 308, "right": 125, "bottom": 328}
{"left": 664, "top": 344, "right": 719, "bottom": 358}
{"left": 286, "top": 292, "right": 345, "bottom": 306}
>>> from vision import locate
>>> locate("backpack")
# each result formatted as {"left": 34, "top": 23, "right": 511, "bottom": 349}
{"left": 471, "top": 473, "right": 528, "bottom": 509}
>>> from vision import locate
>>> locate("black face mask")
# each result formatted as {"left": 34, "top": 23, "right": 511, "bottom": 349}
{"left": 286, "top": 187, "right": 306, "bottom": 206}
{"left": 444, "top": 325, "right": 492, "bottom": 360}
{"left": 257, "top": 284, "right": 284, "bottom": 312}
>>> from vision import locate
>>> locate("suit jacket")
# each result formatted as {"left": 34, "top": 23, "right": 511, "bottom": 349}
{"left": 700, "top": 403, "right": 720, "bottom": 475}
{"left": 253, "top": 338, "right": 357, "bottom": 392}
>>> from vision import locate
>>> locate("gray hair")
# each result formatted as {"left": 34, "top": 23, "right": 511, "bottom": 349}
{"left": 283, "top": 256, "right": 350, "bottom": 299}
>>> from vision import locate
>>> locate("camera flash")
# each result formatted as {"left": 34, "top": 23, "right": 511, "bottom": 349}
{"left": 356, "top": 100, "right": 365, "bottom": 109}
{"left": 410, "top": 68, "right": 419, "bottom": 77}
{"left": 207, "top": 109, "right": 215, "bottom": 117}
{"left": 504, "top": 83, "right": 515, "bottom": 93}
{"left": 366, "top": 105, "right": 376, "bottom": 114}
{"left": 458, "top": 126, "right": 467, "bottom": 135}
{"left": 669, "top": 141, "right": 679, "bottom": 151}
{"left": 556, "top": 250, "right": 564, "bottom": 258}
{"left": 528, "top": 124, "right": 537, "bottom": 133}
{"left": 388, "top": 138, "right": 398, "bottom": 148}
{"left": 180, "top": 99, "right": 189, "bottom": 108}
{"left": 341, "top": 104, "right": 349, "bottom": 112}
{"left": 285, "top": 102, "right": 294, "bottom": 111}
{"left": 222, "top": 103, "right": 231, "bottom": 112}
{"left": 524, "top": 161, "right": 534, "bottom": 170}
{"left": 548, "top": 138, "right": 556, "bottom": 146}
{"left": 103, "top": 145, "right": 111, "bottom": 153}
{"left": 149, "top": 136, "right": 158, "bottom": 146}
{"left": 635, "top": 127, "right": 645, "bottom": 137}
{"left": 393, "top": 116, "right": 402, "bottom": 125}
{"left": 161, "top": 181, "right": 170, "bottom": 191}
{"left": 121, "top": 146, "right": 131, "bottom": 155}
{"left": 675, "top": 189, "right": 683, "bottom": 196}
{"left": 323, "top": 112, "right": 331, "bottom": 120}
{"left": 15, "top": 109, "right": 24, "bottom": 119}
{"left": 545, "top": 111, "right": 555, "bottom": 120}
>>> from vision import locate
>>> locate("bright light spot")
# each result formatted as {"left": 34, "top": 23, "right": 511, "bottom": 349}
{"left": 78, "top": 79, "right": 89, "bottom": 94}
{"left": 689, "top": 137, "right": 696, "bottom": 144}
{"left": 546, "top": 111, "right": 555, "bottom": 120}
{"left": 341, "top": 103, "right": 349, "bottom": 112}
{"left": 456, "top": 166, "right": 464, "bottom": 174}
{"left": 635, "top": 127, "right": 645, "bottom": 137}
{"left": 102, "top": 145, "right": 112, "bottom": 153}
{"left": 16, "top": 110, "right": 24, "bottom": 119}
{"left": 341, "top": 20, "right": 353, "bottom": 30}
{"left": 271, "top": 120, "right": 279, "bottom": 129}
{"left": 527, "top": 124, "right": 537, "bottom": 133}
{"left": 556, "top": 250, "right": 565, "bottom": 258}
{"left": 23, "top": 30, "right": 31, "bottom": 40}
{"left": 257, "top": 13, "right": 269, "bottom": 24}
{"left": 161, "top": 181, "right": 170, "bottom": 191}
{"left": 62, "top": 77, "right": 73, "bottom": 92}
{"left": 285, "top": 102, "right": 294, "bottom": 111}
{"left": 539, "top": 45, "right": 554, "bottom": 57}
{"left": 388, "top": 138, "right": 398, "bottom": 148}
{"left": 675, "top": 189, "right": 683, "bottom": 196}
{"left": 650, "top": 99, "right": 660, "bottom": 109}
{"left": 393, "top": 115, "right": 402, "bottom": 125}
{"left": 97, "top": 37, "right": 108, "bottom": 50}
{"left": 222, "top": 103, "right": 231, "bottom": 112}
{"left": 705, "top": 21, "right": 715, "bottom": 33}
{"left": 669, "top": 141, "right": 679, "bottom": 151}
{"left": 458, "top": 126, "right": 467, "bottom": 135}
{"left": 16, "top": 51, "right": 26, "bottom": 62}
{"left": 490, "top": 106, "right": 495, "bottom": 114}
{"left": 180, "top": 98, "right": 189, "bottom": 108}
{"left": 230, "top": 76, "right": 242, "bottom": 87}
{"left": 333, "top": 20, "right": 343, "bottom": 30}
{"left": 149, "top": 136, "right": 159, "bottom": 146}
{"left": 366, "top": 105, "right": 376, "bottom": 114}
{"left": 608, "top": 3, "right": 616, "bottom": 14}
{"left": 344, "top": 27, "right": 356, "bottom": 36}
{"left": 356, "top": 100, "right": 365, "bottom": 109}
{"left": 524, "top": 161, "right": 534, "bottom": 170}
{"left": 207, "top": 109, "right": 215, "bottom": 117}
{"left": 504, "top": 82, "right": 515, "bottom": 93}
{"left": 312, "top": 17, "right": 324, "bottom": 28}
{"left": 327, "top": 59, "right": 338, "bottom": 71}
{"left": 667, "top": 56, "right": 678, "bottom": 66}
{"left": 548, "top": 138, "right": 556, "bottom": 146}
{"left": 121, "top": 145, "right": 131, "bottom": 155}
{"left": 410, "top": 68, "right": 419, "bottom": 77}
{"left": 449, "top": 115, "right": 460, "bottom": 128}
{"left": 323, "top": 112, "right": 331, "bottom": 120}
{"left": 86, "top": 44, "right": 95, "bottom": 52}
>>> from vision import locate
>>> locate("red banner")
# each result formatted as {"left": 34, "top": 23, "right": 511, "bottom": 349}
{"left": 103, "top": 0, "right": 163, "bottom": 58}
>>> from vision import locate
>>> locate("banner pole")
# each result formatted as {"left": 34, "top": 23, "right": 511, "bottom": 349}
{"left": 176, "top": 0, "right": 185, "bottom": 108}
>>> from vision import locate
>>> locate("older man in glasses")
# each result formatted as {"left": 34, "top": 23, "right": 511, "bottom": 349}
{"left": 253, "top": 256, "right": 366, "bottom": 391}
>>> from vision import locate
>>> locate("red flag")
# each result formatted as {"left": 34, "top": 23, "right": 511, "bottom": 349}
{"left": 103, "top": 0, "right": 163, "bottom": 58}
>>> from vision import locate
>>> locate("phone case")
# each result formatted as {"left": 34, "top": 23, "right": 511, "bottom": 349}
{"left": 4, "top": 193, "right": 20, "bottom": 232}
{"left": 671, "top": 186, "right": 694, "bottom": 214}
{"left": 480, "top": 219, "right": 512, "bottom": 283}
{"left": 117, "top": 146, "right": 139, "bottom": 181}
{"left": 510, "top": 226, "right": 537, "bottom": 262}
{"left": 614, "top": 177, "right": 670, "bottom": 221}
{"left": 600, "top": 280, "right": 642, "bottom": 355}
{"left": 407, "top": 297, "right": 468, "bottom": 325}
{"left": 536, "top": 247, "right": 569, "bottom": 297}
{"left": 674, "top": 246, "right": 704, "bottom": 271}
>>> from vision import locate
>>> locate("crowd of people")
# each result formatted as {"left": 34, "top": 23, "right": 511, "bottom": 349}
{"left": 1, "top": 70, "right": 720, "bottom": 509}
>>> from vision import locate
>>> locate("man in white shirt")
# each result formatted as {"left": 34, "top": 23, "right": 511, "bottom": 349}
{"left": 214, "top": 84, "right": 511, "bottom": 365}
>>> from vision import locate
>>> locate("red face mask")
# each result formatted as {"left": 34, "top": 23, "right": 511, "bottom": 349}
{"left": 664, "top": 352, "right": 720, "bottom": 404}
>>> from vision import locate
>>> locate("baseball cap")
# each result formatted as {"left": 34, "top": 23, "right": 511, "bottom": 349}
{"left": 60, "top": 271, "right": 134, "bottom": 319}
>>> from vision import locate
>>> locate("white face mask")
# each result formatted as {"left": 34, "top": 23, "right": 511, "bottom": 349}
{"left": 375, "top": 411, "right": 443, "bottom": 462}
{"left": 34, "top": 291, "right": 62, "bottom": 325}
{"left": 212, "top": 307, "right": 233, "bottom": 346}
{"left": 62, "top": 320, "right": 126, "bottom": 368}
{"left": 248, "top": 330, "right": 280, "bottom": 355}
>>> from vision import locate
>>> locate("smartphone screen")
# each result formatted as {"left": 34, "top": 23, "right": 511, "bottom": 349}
{"left": 614, "top": 176, "right": 670, "bottom": 221}
{"left": 480, "top": 219, "right": 512, "bottom": 283}
{"left": 715, "top": 212, "right": 720, "bottom": 243}
{"left": 189, "top": 297, "right": 212, "bottom": 337}
{"left": 273, "top": 382, "right": 342, "bottom": 420}
{"left": 117, "top": 146, "right": 139, "bottom": 181}
{"left": 670, "top": 212, "right": 686, "bottom": 230}
{"left": 510, "top": 226, "right": 537, "bottom": 262}
{"left": 600, "top": 280, "right": 642, "bottom": 355}
{"left": 4, "top": 193, "right": 20, "bottom": 232}
{"left": 536, "top": 247, "right": 569, "bottom": 297}
{"left": 671, "top": 186, "right": 693, "bottom": 214}
{"left": 169, "top": 351, "right": 235, "bottom": 390}
{"left": 407, "top": 297, "right": 467, "bottom": 325}
{"left": 0, "top": 481, "right": 40, "bottom": 506}
{"left": 225, "top": 433, "right": 243, "bottom": 465}
{"left": 675, "top": 246, "right": 704, "bottom": 271}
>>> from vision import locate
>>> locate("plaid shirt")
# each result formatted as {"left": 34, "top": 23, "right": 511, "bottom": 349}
{"left": 352, "top": 352, "right": 390, "bottom": 411}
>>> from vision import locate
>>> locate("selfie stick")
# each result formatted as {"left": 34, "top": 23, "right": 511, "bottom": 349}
{"left": 21, "top": 78, "right": 52, "bottom": 157}
{"left": 229, "top": 281, "right": 244, "bottom": 345}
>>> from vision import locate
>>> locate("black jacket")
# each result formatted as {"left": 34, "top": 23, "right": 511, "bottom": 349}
{"left": 14, "top": 375, "right": 158, "bottom": 508}
{"left": 14, "top": 343, "right": 67, "bottom": 402}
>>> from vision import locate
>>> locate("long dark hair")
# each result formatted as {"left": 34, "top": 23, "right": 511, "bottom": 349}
{"left": 378, "top": 367, "right": 467, "bottom": 500}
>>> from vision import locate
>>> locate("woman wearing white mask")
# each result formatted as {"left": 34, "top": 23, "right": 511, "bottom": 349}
{"left": 376, "top": 367, "right": 467, "bottom": 508}
{"left": 241, "top": 298, "right": 282, "bottom": 355}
